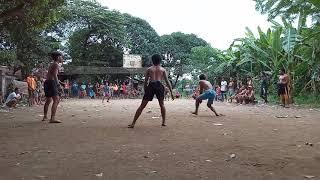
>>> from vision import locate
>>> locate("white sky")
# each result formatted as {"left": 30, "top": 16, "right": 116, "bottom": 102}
{"left": 97, "top": 0, "right": 271, "bottom": 50}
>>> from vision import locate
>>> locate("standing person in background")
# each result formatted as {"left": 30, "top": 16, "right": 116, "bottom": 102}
{"left": 247, "top": 77, "right": 253, "bottom": 88}
{"left": 220, "top": 78, "right": 228, "bottom": 102}
{"left": 71, "top": 81, "right": 78, "bottom": 97}
{"left": 122, "top": 82, "right": 127, "bottom": 99}
{"left": 64, "top": 80, "right": 70, "bottom": 99}
{"left": 260, "top": 72, "right": 268, "bottom": 103}
{"left": 113, "top": 83, "right": 119, "bottom": 98}
{"left": 278, "top": 68, "right": 289, "bottom": 108}
{"left": 109, "top": 83, "right": 114, "bottom": 98}
{"left": 119, "top": 83, "right": 124, "bottom": 98}
{"left": 35, "top": 77, "right": 44, "bottom": 105}
{"left": 99, "top": 82, "right": 104, "bottom": 98}
{"left": 94, "top": 82, "right": 100, "bottom": 99}
{"left": 102, "top": 82, "right": 111, "bottom": 103}
{"left": 228, "top": 77, "right": 235, "bottom": 102}
{"left": 80, "top": 82, "right": 86, "bottom": 98}
{"left": 88, "top": 83, "right": 95, "bottom": 99}
{"left": 27, "top": 73, "right": 37, "bottom": 106}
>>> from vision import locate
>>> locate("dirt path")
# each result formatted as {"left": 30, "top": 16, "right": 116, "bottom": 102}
{"left": 0, "top": 99, "right": 320, "bottom": 180}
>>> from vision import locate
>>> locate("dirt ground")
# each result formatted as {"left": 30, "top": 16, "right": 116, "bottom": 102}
{"left": 0, "top": 99, "right": 320, "bottom": 180}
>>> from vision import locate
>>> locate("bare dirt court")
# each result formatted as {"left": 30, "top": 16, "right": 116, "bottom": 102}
{"left": 0, "top": 99, "right": 320, "bottom": 180}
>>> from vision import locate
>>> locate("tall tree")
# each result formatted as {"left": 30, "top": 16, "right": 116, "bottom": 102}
{"left": 123, "top": 13, "right": 161, "bottom": 66}
{"left": 0, "top": 0, "right": 65, "bottom": 77}
{"left": 160, "top": 32, "right": 208, "bottom": 87}
{"left": 66, "top": 0, "right": 125, "bottom": 66}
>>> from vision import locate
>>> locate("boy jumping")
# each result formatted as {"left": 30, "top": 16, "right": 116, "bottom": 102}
{"left": 42, "top": 51, "right": 63, "bottom": 123}
{"left": 128, "top": 54, "right": 174, "bottom": 128}
{"left": 192, "top": 74, "right": 221, "bottom": 116}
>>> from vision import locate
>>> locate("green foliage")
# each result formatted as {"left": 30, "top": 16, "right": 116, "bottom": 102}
{"left": 0, "top": 0, "right": 66, "bottom": 77}
{"left": 123, "top": 13, "right": 161, "bottom": 66}
{"left": 160, "top": 32, "right": 208, "bottom": 87}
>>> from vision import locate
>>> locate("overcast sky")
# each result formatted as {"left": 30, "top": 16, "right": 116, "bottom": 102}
{"left": 97, "top": 0, "right": 271, "bottom": 50}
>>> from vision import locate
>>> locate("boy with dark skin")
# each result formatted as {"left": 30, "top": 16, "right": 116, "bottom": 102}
{"left": 128, "top": 54, "right": 174, "bottom": 128}
{"left": 42, "top": 51, "right": 64, "bottom": 123}
{"left": 192, "top": 74, "right": 221, "bottom": 116}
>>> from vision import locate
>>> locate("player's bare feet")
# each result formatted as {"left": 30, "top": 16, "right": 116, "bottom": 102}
{"left": 128, "top": 124, "right": 134, "bottom": 128}
{"left": 191, "top": 112, "right": 198, "bottom": 115}
{"left": 49, "top": 119, "right": 62, "bottom": 123}
{"left": 42, "top": 117, "right": 48, "bottom": 121}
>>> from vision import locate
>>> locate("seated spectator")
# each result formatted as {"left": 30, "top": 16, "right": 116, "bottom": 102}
{"left": 235, "top": 85, "right": 247, "bottom": 104}
{"left": 175, "top": 91, "right": 181, "bottom": 98}
{"left": 244, "top": 86, "right": 255, "bottom": 104}
{"left": 5, "top": 88, "right": 21, "bottom": 108}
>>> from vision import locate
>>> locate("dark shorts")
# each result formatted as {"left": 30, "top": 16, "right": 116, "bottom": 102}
{"left": 44, "top": 80, "right": 58, "bottom": 97}
{"left": 143, "top": 81, "right": 164, "bottom": 101}
{"left": 278, "top": 84, "right": 288, "bottom": 96}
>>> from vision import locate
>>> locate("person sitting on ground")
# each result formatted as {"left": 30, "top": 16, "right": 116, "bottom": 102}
{"left": 175, "top": 90, "right": 181, "bottom": 98}
{"left": 244, "top": 86, "right": 255, "bottom": 104}
{"left": 235, "top": 85, "right": 247, "bottom": 104}
{"left": 5, "top": 88, "right": 21, "bottom": 108}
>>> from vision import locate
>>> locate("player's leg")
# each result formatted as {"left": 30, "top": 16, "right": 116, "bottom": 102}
{"left": 128, "top": 100, "right": 149, "bottom": 128}
{"left": 43, "top": 97, "right": 52, "bottom": 121}
{"left": 207, "top": 103, "right": 219, "bottom": 116}
{"left": 192, "top": 93, "right": 207, "bottom": 115}
{"left": 158, "top": 99, "right": 166, "bottom": 126}
{"left": 207, "top": 94, "right": 220, "bottom": 116}
{"left": 49, "top": 95, "right": 61, "bottom": 123}
{"left": 156, "top": 86, "right": 166, "bottom": 126}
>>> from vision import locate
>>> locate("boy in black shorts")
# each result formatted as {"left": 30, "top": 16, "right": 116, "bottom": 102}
{"left": 42, "top": 51, "right": 63, "bottom": 123}
{"left": 128, "top": 54, "right": 174, "bottom": 128}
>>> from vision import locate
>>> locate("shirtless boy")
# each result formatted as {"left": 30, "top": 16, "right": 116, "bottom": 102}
{"left": 192, "top": 74, "right": 220, "bottom": 116}
{"left": 128, "top": 54, "right": 174, "bottom": 128}
{"left": 42, "top": 51, "right": 63, "bottom": 123}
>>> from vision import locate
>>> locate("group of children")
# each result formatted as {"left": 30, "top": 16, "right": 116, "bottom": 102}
{"left": 26, "top": 73, "right": 45, "bottom": 106}
{"left": 212, "top": 77, "right": 257, "bottom": 105}
{"left": 67, "top": 81, "right": 143, "bottom": 100}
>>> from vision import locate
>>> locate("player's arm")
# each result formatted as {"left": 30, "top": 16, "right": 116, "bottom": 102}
{"left": 199, "top": 82, "right": 203, "bottom": 94}
{"left": 163, "top": 70, "right": 174, "bottom": 100}
{"left": 53, "top": 64, "right": 61, "bottom": 87}
{"left": 143, "top": 69, "right": 149, "bottom": 91}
